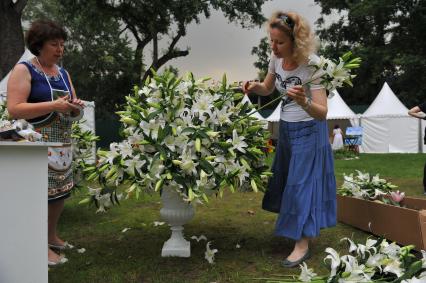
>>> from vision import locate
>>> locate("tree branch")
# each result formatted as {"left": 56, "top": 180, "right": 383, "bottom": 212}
{"left": 13, "top": 0, "right": 28, "bottom": 14}
{"left": 141, "top": 28, "right": 189, "bottom": 82}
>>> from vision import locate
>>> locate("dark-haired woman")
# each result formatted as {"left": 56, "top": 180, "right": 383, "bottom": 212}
{"left": 7, "top": 20, "right": 84, "bottom": 266}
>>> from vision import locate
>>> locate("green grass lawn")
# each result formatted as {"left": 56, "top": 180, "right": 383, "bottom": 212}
{"left": 49, "top": 153, "right": 425, "bottom": 283}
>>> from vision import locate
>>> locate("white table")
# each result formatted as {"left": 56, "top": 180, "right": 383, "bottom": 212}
{"left": 0, "top": 141, "right": 61, "bottom": 283}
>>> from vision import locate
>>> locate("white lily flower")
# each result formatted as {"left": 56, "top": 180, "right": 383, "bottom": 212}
{"left": 163, "top": 135, "right": 177, "bottom": 151}
{"left": 191, "top": 94, "right": 214, "bottom": 119}
{"left": 118, "top": 141, "right": 134, "bottom": 159}
{"left": 105, "top": 143, "right": 120, "bottom": 164}
{"left": 204, "top": 241, "right": 218, "bottom": 264}
{"left": 176, "top": 81, "right": 193, "bottom": 93}
{"left": 340, "top": 255, "right": 371, "bottom": 282}
{"left": 77, "top": 248, "right": 86, "bottom": 254}
{"left": 356, "top": 238, "right": 377, "bottom": 258}
{"left": 149, "top": 159, "right": 165, "bottom": 179}
{"left": 356, "top": 170, "right": 370, "bottom": 182}
{"left": 179, "top": 149, "right": 198, "bottom": 175}
{"left": 124, "top": 155, "right": 145, "bottom": 176}
{"left": 298, "top": 262, "right": 317, "bottom": 282}
{"left": 190, "top": 235, "right": 207, "bottom": 242}
{"left": 380, "top": 241, "right": 401, "bottom": 260}
{"left": 324, "top": 247, "right": 341, "bottom": 277}
{"left": 341, "top": 238, "right": 358, "bottom": 253}
{"left": 138, "top": 86, "right": 150, "bottom": 96}
{"left": 372, "top": 189, "right": 387, "bottom": 199}
{"left": 383, "top": 259, "right": 404, "bottom": 277}
{"left": 227, "top": 129, "right": 248, "bottom": 153}
{"left": 371, "top": 174, "right": 386, "bottom": 185}
{"left": 365, "top": 253, "right": 385, "bottom": 270}
{"left": 139, "top": 119, "right": 164, "bottom": 140}
{"left": 153, "top": 221, "right": 165, "bottom": 226}
{"left": 236, "top": 165, "right": 250, "bottom": 184}
{"left": 214, "top": 107, "right": 233, "bottom": 125}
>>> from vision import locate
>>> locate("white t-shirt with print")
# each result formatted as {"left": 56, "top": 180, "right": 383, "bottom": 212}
{"left": 268, "top": 53, "right": 325, "bottom": 122}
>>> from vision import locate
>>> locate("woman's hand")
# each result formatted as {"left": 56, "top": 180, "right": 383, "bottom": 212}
{"left": 69, "top": 98, "right": 84, "bottom": 117}
{"left": 70, "top": 98, "right": 85, "bottom": 108}
{"left": 287, "top": 85, "right": 309, "bottom": 107}
{"left": 53, "top": 96, "right": 78, "bottom": 114}
{"left": 242, "top": 81, "right": 258, "bottom": 94}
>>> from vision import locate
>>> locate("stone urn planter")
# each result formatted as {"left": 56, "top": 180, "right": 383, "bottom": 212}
{"left": 160, "top": 187, "right": 195, "bottom": 257}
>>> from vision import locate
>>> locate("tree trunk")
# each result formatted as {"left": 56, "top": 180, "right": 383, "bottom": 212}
{"left": 0, "top": 0, "right": 27, "bottom": 81}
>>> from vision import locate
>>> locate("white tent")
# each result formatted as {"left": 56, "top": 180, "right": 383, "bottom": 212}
{"left": 266, "top": 91, "right": 359, "bottom": 141}
{"left": 241, "top": 95, "right": 267, "bottom": 121}
{"left": 326, "top": 90, "right": 360, "bottom": 142}
{"left": 360, "top": 82, "right": 418, "bottom": 153}
{"left": 265, "top": 101, "right": 282, "bottom": 140}
{"left": 326, "top": 90, "right": 359, "bottom": 121}
{"left": 266, "top": 101, "right": 282, "bottom": 122}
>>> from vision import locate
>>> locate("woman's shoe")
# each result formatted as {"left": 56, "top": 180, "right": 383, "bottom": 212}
{"left": 48, "top": 241, "right": 74, "bottom": 250}
{"left": 282, "top": 249, "right": 311, "bottom": 268}
{"left": 48, "top": 255, "right": 68, "bottom": 267}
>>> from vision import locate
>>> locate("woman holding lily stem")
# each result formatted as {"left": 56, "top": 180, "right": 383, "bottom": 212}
{"left": 243, "top": 11, "right": 337, "bottom": 268}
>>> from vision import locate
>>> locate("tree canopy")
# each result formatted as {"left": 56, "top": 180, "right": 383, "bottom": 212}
{"left": 23, "top": 0, "right": 270, "bottom": 117}
{"left": 314, "top": 0, "right": 426, "bottom": 107}
{"left": 251, "top": 0, "right": 425, "bottom": 108}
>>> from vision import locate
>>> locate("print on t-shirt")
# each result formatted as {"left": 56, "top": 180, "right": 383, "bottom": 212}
{"left": 275, "top": 73, "right": 302, "bottom": 111}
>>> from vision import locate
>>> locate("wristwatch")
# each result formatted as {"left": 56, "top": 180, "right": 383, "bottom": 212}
{"left": 302, "top": 97, "right": 312, "bottom": 110}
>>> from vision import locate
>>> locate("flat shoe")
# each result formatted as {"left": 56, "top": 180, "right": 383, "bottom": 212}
{"left": 48, "top": 241, "right": 74, "bottom": 250}
{"left": 48, "top": 256, "right": 68, "bottom": 267}
{"left": 282, "top": 249, "right": 311, "bottom": 268}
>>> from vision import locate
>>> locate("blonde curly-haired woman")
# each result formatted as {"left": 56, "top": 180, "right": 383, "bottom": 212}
{"left": 243, "top": 11, "right": 336, "bottom": 268}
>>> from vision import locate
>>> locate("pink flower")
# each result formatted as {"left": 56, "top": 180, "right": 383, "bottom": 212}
{"left": 390, "top": 191, "right": 405, "bottom": 203}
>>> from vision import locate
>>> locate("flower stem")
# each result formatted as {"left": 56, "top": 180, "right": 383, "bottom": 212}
{"left": 235, "top": 77, "right": 317, "bottom": 123}
{"left": 234, "top": 93, "right": 286, "bottom": 123}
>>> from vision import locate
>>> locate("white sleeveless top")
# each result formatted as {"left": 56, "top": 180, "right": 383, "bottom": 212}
{"left": 268, "top": 53, "right": 325, "bottom": 122}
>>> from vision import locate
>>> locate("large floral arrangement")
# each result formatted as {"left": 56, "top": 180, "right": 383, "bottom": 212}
{"left": 264, "top": 237, "right": 426, "bottom": 282}
{"left": 83, "top": 72, "right": 271, "bottom": 206}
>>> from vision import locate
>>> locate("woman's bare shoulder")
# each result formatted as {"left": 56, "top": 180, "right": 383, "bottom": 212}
{"left": 11, "top": 63, "right": 31, "bottom": 74}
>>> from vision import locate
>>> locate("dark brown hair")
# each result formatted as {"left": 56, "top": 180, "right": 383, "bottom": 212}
{"left": 25, "top": 20, "right": 67, "bottom": 56}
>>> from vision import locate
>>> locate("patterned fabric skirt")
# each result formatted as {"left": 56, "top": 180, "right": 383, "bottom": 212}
{"left": 36, "top": 114, "right": 74, "bottom": 202}
{"left": 262, "top": 119, "right": 336, "bottom": 240}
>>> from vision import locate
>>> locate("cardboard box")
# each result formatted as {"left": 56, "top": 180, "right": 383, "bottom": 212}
{"left": 337, "top": 195, "right": 426, "bottom": 250}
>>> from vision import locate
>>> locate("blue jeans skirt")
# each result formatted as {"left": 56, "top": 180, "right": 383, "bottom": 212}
{"left": 262, "top": 119, "right": 336, "bottom": 240}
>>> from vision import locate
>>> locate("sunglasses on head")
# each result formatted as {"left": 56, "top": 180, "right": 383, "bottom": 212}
{"left": 278, "top": 14, "right": 294, "bottom": 29}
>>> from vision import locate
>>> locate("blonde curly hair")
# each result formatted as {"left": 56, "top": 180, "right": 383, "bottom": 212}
{"left": 267, "top": 11, "right": 317, "bottom": 65}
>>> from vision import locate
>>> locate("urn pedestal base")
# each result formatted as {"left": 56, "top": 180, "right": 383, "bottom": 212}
{"left": 161, "top": 226, "right": 191, "bottom": 257}
{"left": 160, "top": 187, "right": 195, "bottom": 257}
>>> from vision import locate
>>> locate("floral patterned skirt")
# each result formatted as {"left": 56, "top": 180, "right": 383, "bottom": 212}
{"left": 36, "top": 114, "right": 74, "bottom": 202}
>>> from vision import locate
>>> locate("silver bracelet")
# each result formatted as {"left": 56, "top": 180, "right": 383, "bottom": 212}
{"left": 302, "top": 97, "right": 312, "bottom": 110}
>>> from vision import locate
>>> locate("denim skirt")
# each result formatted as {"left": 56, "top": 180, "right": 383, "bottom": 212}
{"left": 262, "top": 119, "right": 336, "bottom": 240}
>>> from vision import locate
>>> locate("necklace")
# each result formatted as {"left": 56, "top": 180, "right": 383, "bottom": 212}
{"left": 35, "top": 57, "right": 58, "bottom": 77}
